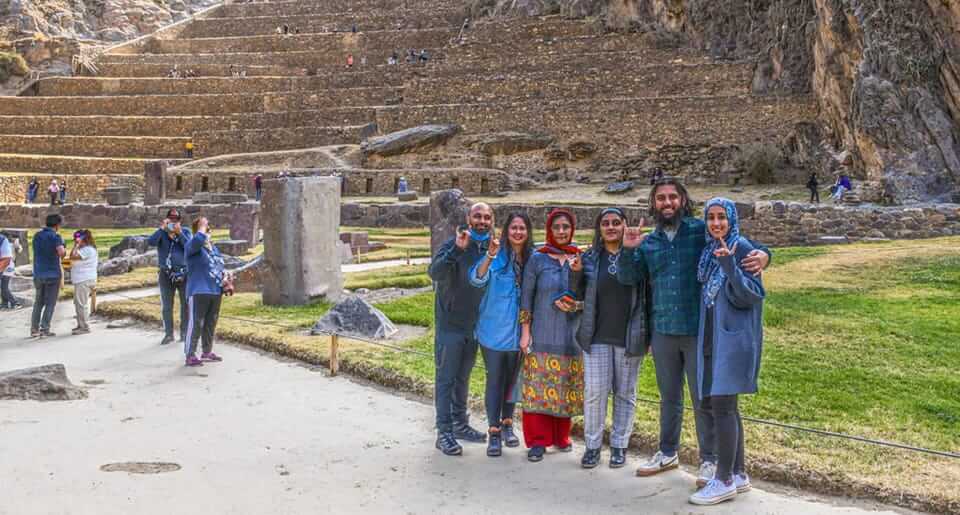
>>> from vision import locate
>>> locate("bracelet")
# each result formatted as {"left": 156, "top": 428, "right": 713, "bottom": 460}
{"left": 486, "top": 251, "right": 497, "bottom": 259}
{"left": 518, "top": 310, "right": 532, "bottom": 324}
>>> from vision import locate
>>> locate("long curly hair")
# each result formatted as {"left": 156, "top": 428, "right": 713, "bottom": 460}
{"left": 647, "top": 177, "right": 693, "bottom": 220}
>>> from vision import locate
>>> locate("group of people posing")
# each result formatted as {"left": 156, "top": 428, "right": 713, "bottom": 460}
{"left": 24, "top": 209, "right": 232, "bottom": 370}
{"left": 25, "top": 178, "right": 68, "bottom": 205}
{"left": 429, "top": 178, "right": 769, "bottom": 506}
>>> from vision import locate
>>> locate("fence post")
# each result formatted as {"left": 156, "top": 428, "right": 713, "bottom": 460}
{"left": 329, "top": 333, "right": 340, "bottom": 376}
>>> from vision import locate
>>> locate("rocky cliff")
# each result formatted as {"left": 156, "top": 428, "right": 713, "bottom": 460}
{"left": 0, "top": 0, "right": 217, "bottom": 88}
{"left": 472, "top": 0, "right": 960, "bottom": 204}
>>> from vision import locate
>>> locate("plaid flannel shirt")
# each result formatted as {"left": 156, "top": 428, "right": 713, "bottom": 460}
{"left": 617, "top": 217, "right": 771, "bottom": 336}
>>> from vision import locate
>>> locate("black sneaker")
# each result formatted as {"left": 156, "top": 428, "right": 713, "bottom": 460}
{"left": 453, "top": 423, "right": 486, "bottom": 443}
{"left": 486, "top": 430, "right": 502, "bottom": 457}
{"left": 160, "top": 335, "right": 174, "bottom": 345}
{"left": 527, "top": 445, "right": 545, "bottom": 462}
{"left": 556, "top": 443, "right": 573, "bottom": 453}
{"left": 501, "top": 420, "right": 520, "bottom": 448}
{"left": 610, "top": 447, "right": 627, "bottom": 468}
{"left": 435, "top": 432, "right": 463, "bottom": 456}
{"left": 581, "top": 448, "right": 601, "bottom": 469}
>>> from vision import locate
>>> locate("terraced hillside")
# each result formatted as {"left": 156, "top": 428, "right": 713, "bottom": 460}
{"left": 0, "top": 0, "right": 817, "bottom": 203}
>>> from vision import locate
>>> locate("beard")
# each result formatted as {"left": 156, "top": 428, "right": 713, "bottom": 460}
{"left": 654, "top": 208, "right": 681, "bottom": 228}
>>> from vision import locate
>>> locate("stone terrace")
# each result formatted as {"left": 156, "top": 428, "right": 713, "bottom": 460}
{"left": 0, "top": 0, "right": 817, "bottom": 203}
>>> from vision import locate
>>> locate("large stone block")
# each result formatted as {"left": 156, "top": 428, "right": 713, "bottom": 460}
{"left": 261, "top": 177, "right": 343, "bottom": 306}
{"left": 229, "top": 202, "right": 261, "bottom": 244}
{"left": 144, "top": 161, "right": 167, "bottom": 206}
{"left": 429, "top": 189, "right": 470, "bottom": 256}
{"left": 103, "top": 186, "right": 132, "bottom": 206}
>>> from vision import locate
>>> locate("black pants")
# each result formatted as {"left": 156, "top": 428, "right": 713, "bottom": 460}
{"left": 809, "top": 187, "right": 820, "bottom": 203}
{"left": 31, "top": 277, "right": 60, "bottom": 332}
{"left": 703, "top": 394, "right": 745, "bottom": 482}
{"left": 185, "top": 294, "right": 222, "bottom": 357}
{"left": 480, "top": 346, "right": 520, "bottom": 429}
{"left": 158, "top": 270, "right": 188, "bottom": 340}
{"left": 434, "top": 327, "right": 478, "bottom": 433}
{"left": 1, "top": 275, "right": 15, "bottom": 307}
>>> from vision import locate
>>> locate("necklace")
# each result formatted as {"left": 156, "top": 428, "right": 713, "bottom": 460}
{"left": 607, "top": 250, "right": 621, "bottom": 276}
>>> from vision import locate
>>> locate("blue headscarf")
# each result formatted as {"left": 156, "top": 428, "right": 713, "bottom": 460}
{"left": 697, "top": 197, "right": 741, "bottom": 308}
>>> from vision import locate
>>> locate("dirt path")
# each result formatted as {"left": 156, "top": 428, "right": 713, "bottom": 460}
{"left": 0, "top": 303, "right": 913, "bottom": 515}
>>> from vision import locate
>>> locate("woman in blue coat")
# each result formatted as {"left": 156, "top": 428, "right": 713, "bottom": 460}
{"left": 690, "top": 197, "right": 765, "bottom": 506}
{"left": 469, "top": 212, "right": 534, "bottom": 457}
{"left": 184, "top": 216, "right": 229, "bottom": 367}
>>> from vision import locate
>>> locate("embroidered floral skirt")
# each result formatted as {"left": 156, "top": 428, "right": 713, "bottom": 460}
{"left": 521, "top": 351, "right": 585, "bottom": 418}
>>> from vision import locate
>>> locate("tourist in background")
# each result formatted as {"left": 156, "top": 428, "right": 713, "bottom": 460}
{"left": 27, "top": 177, "right": 39, "bottom": 204}
{"left": 428, "top": 202, "right": 495, "bottom": 456}
{"left": 688, "top": 197, "right": 765, "bottom": 505}
{"left": 185, "top": 140, "right": 194, "bottom": 159}
{"left": 397, "top": 176, "right": 408, "bottom": 194}
{"left": 254, "top": 174, "right": 263, "bottom": 201}
{"left": 518, "top": 208, "right": 585, "bottom": 462}
{"left": 59, "top": 179, "right": 68, "bottom": 204}
{"left": 619, "top": 178, "right": 769, "bottom": 487}
{"left": 806, "top": 173, "right": 819, "bottom": 203}
{"left": 0, "top": 232, "right": 20, "bottom": 310}
{"left": 569, "top": 207, "right": 648, "bottom": 469}
{"left": 469, "top": 212, "right": 534, "bottom": 457}
{"left": 148, "top": 208, "right": 192, "bottom": 346}
{"left": 48, "top": 179, "right": 60, "bottom": 206}
{"left": 831, "top": 172, "right": 852, "bottom": 203}
{"left": 69, "top": 229, "right": 98, "bottom": 335}
{"left": 184, "top": 216, "right": 229, "bottom": 367}
{"left": 31, "top": 213, "right": 66, "bottom": 338}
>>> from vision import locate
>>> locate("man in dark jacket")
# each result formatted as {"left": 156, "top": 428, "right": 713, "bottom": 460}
{"left": 428, "top": 202, "right": 494, "bottom": 455}
{"left": 147, "top": 208, "right": 192, "bottom": 346}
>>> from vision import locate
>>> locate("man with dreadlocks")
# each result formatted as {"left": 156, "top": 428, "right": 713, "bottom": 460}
{"left": 617, "top": 178, "right": 770, "bottom": 488}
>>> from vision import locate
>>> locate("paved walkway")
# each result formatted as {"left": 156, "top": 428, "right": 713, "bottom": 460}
{"left": 0, "top": 304, "right": 909, "bottom": 515}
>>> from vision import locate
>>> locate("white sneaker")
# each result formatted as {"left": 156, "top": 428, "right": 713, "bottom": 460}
{"left": 635, "top": 451, "right": 679, "bottom": 477}
{"left": 696, "top": 461, "right": 717, "bottom": 488}
{"left": 734, "top": 472, "right": 751, "bottom": 493}
{"left": 689, "top": 478, "right": 737, "bottom": 505}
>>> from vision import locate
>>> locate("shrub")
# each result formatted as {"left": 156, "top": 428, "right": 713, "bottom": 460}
{"left": 737, "top": 142, "right": 782, "bottom": 185}
{"left": 0, "top": 52, "right": 29, "bottom": 82}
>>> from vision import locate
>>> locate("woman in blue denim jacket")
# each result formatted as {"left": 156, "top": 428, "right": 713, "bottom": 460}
{"left": 470, "top": 212, "right": 534, "bottom": 457}
{"left": 689, "top": 197, "right": 765, "bottom": 506}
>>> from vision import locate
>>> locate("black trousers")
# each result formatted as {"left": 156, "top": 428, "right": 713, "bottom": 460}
{"left": 809, "top": 187, "right": 820, "bottom": 203}
{"left": 31, "top": 278, "right": 60, "bottom": 332}
{"left": 480, "top": 346, "right": 520, "bottom": 429}
{"left": 185, "top": 294, "right": 222, "bottom": 357}
{"left": 158, "top": 270, "right": 188, "bottom": 339}
{"left": 434, "top": 327, "right": 478, "bottom": 433}
{"left": 702, "top": 394, "right": 745, "bottom": 482}
{"left": 1, "top": 275, "right": 15, "bottom": 307}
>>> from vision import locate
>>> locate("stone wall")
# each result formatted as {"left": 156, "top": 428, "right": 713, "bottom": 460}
{"left": 740, "top": 202, "right": 960, "bottom": 247}
{"left": 0, "top": 202, "right": 246, "bottom": 229}
{"left": 0, "top": 175, "right": 142, "bottom": 204}
{"left": 339, "top": 202, "right": 649, "bottom": 228}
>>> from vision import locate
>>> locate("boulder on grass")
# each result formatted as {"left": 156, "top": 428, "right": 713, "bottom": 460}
{"left": 362, "top": 124, "right": 461, "bottom": 158}
{"left": 604, "top": 181, "right": 635, "bottom": 194}
{"left": 0, "top": 364, "right": 87, "bottom": 401}
{"left": 311, "top": 296, "right": 398, "bottom": 340}
{"left": 109, "top": 235, "right": 151, "bottom": 259}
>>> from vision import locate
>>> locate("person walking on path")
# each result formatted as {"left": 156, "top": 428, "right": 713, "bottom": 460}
{"left": 469, "top": 212, "right": 533, "bottom": 457}
{"left": 30, "top": 214, "right": 66, "bottom": 338}
{"left": 518, "top": 208, "right": 585, "bottom": 463}
{"left": 254, "top": 174, "right": 263, "bottom": 201}
{"left": 69, "top": 229, "right": 98, "bottom": 335}
{"left": 618, "top": 178, "right": 770, "bottom": 487}
{"left": 428, "top": 202, "right": 494, "bottom": 456}
{"left": 688, "top": 197, "right": 765, "bottom": 506}
{"left": 569, "top": 207, "right": 648, "bottom": 469}
{"left": 0, "top": 233, "right": 20, "bottom": 309}
{"left": 148, "top": 208, "right": 192, "bottom": 346}
{"left": 184, "top": 217, "right": 228, "bottom": 367}
{"left": 806, "top": 173, "right": 819, "bottom": 203}
{"left": 59, "top": 179, "right": 68, "bottom": 204}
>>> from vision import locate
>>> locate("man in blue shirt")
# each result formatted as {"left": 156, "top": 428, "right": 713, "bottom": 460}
{"left": 618, "top": 178, "right": 770, "bottom": 486}
{"left": 31, "top": 214, "right": 66, "bottom": 337}
{"left": 428, "top": 202, "right": 494, "bottom": 456}
{"left": 148, "top": 208, "right": 192, "bottom": 345}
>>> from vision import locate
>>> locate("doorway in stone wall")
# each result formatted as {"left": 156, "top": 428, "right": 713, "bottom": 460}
{"left": 365, "top": 177, "right": 374, "bottom": 194}
{"left": 451, "top": 177, "right": 460, "bottom": 190}
{"left": 481, "top": 178, "right": 490, "bottom": 194}
{"left": 422, "top": 178, "right": 431, "bottom": 194}
{"left": 175, "top": 175, "right": 183, "bottom": 192}
{"left": 228, "top": 177, "right": 237, "bottom": 192}
{"left": 201, "top": 176, "right": 209, "bottom": 192}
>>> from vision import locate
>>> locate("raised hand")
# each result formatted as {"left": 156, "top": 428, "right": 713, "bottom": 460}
{"left": 455, "top": 227, "right": 470, "bottom": 249}
{"left": 486, "top": 229, "right": 500, "bottom": 257}
{"left": 161, "top": 218, "right": 170, "bottom": 230}
{"left": 569, "top": 252, "right": 583, "bottom": 272}
{"left": 622, "top": 217, "right": 647, "bottom": 249}
{"left": 713, "top": 237, "right": 737, "bottom": 258}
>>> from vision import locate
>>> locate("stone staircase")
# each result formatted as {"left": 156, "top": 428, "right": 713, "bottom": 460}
{"left": 0, "top": 0, "right": 817, "bottom": 203}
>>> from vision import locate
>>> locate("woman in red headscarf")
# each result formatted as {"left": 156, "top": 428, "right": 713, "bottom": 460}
{"left": 518, "top": 208, "right": 585, "bottom": 462}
